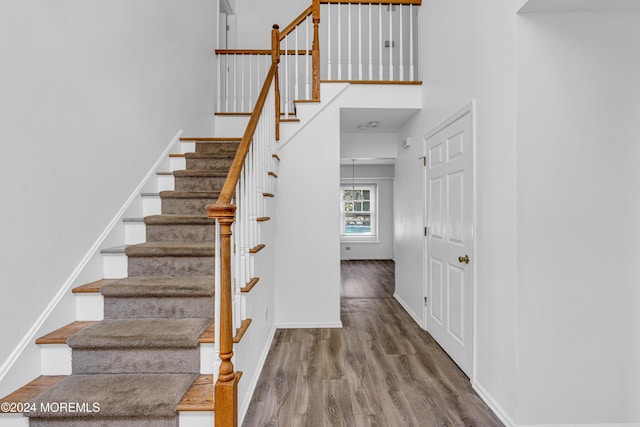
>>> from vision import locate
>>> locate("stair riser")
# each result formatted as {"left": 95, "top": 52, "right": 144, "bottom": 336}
{"left": 161, "top": 199, "right": 216, "bottom": 215}
{"left": 186, "top": 158, "right": 234, "bottom": 170}
{"left": 146, "top": 225, "right": 215, "bottom": 242}
{"left": 128, "top": 257, "right": 215, "bottom": 277}
{"left": 195, "top": 142, "right": 240, "bottom": 154}
{"left": 104, "top": 297, "right": 214, "bottom": 319}
{"left": 174, "top": 176, "right": 226, "bottom": 192}
{"left": 72, "top": 348, "right": 199, "bottom": 374}
{"left": 30, "top": 417, "right": 178, "bottom": 427}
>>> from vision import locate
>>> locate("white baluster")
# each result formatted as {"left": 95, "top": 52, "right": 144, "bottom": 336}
{"left": 295, "top": 26, "right": 299, "bottom": 103}
{"left": 233, "top": 54, "right": 237, "bottom": 111}
{"left": 306, "top": 17, "right": 310, "bottom": 99}
{"left": 248, "top": 55, "right": 252, "bottom": 111}
{"left": 389, "top": 4, "right": 393, "bottom": 80}
{"left": 337, "top": 2, "right": 342, "bottom": 80}
{"left": 410, "top": 4, "right": 414, "bottom": 81}
{"left": 241, "top": 54, "right": 245, "bottom": 111}
{"left": 378, "top": 4, "right": 382, "bottom": 80}
{"left": 225, "top": 55, "right": 229, "bottom": 112}
{"left": 368, "top": 4, "right": 373, "bottom": 80}
{"left": 399, "top": 5, "right": 404, "bottom": 81}
{"left": 348, "top": 3, "right": 352, "bottom": 80}
{"left": 328, "top": 3, "right": 332, "bottom": 80}
{"left": 285, "top": 37, "right": 289, "bottom": 118}
{"left": 358, "top": 3, "right": 362, "bottom": 80}
{"left": 217, "top": 54, "right": 222, "bottom": 112}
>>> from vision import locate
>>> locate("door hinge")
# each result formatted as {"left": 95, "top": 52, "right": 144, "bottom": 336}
{"left": 419, "top": 156, "right": 427, "bottom": 166}
{"left": 424, "top": 296, "right": 428, "bottom": 306}
{"left": 424, "top": 226, "right": 429, "bottom": 236}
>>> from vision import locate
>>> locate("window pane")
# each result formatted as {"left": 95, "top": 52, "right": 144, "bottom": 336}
{"left": 354, "top": 202, "right": 361, "bottom": 211}
{"left": 344, "top": 202, "right": 353, "bottom": 211}
{"left": 363, "top": 190, "right": 370, "bottom": 200}
{"left": 363, "top": 201, "right": 370, "bottom": 211}
{"left": 344, "top": 212, "right": 371, "bottom": 234}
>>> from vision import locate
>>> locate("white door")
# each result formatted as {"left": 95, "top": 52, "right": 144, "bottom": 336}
{"left": 424, "top": 108, "right": 474, "bottom": 377}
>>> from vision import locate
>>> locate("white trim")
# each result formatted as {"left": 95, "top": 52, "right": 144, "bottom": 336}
{"left": 275, "top": 322, "right": 343, "bottom": 329}
{"left": 277, "top": 83, "right": 350, "bottom": 149}
{"left": 0, "top": 130, "right": 184, "bottom": 384}
{"left": 423, "top": 102, "right": 475, "bottom": 141}
{"left": 393, "top": 292, "right": 424, "bottom": 328}
{"left": 472, "top": 381, "right": 517, "bottom": 427}
{"left": 238, "top": 325, "right": 276, "bottom": 426}
{"left": 520, "top": 424, "right": 640, "bottom": 427}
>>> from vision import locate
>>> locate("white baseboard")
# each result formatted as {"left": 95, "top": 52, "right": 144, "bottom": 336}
{"left": 0, "top": 130, "right": 183, "bottom": 384}
{"left": 238, "top": 325, "right": 277, "bottom": 426}
{"left": 520, "top": 424, "right": 640, "bottom": 427}
{"left": 393, "top": 292, "right": 424, "bottom": 329}
{"left": 275, "top": 321, "right": 343, "bottom": 329}
{"left": 472, "top": 381, "right": 517, "bottom": 427}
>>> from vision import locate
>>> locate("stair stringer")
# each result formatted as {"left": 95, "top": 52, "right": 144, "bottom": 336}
{"left": 0, "top": 130, "right": 186, "bottom": 400}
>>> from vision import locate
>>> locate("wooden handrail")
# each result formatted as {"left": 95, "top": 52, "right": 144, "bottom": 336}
{"left": 213, "top": 63, "right": 278, "bottom": 205}
{"left": 321, "top": 0, "right": 421, "bottom": 4}
{"left": 279, "top": 6, "right": 313, "bottom": 40}
{"left": 216, "top": 49, "right": 311, "bottom": 56}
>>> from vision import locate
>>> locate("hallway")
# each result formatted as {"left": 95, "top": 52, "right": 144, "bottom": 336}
{"left": 242, "top": 260, "right": 502, "bottom": 426}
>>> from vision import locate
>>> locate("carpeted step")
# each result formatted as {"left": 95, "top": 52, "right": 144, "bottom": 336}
{"left": 68, "top": 318, "right": 210, "bottom": 374}
{"left": 26, "top": 373, "right": 197, "bottom": 426}
{"left": 195, "top": 140, "right": 240, "bottom": 155}
{"left": 101, "top": 276, "right": 214, "bottom": 319}
{"left": 144, "top": 214, "right": 216, "bottom": 242}
{"left": 186, "top": 152, "right": 235, "bottom": 170}
{"left": 160, "top": 190, "right": 220, "bottom": 215}
{"left": 126, "top": 242, "right": 215, "bottom": 277}
{"left": 173, "top": 170, "right": 228, "bottom": 192}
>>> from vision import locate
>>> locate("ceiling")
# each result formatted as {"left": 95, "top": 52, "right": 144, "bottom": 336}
{"left": 519, "top": 0, "right": 640, "bottom": 12}
{"left": 340, "top": 108, "right": 420, "bottom": 134}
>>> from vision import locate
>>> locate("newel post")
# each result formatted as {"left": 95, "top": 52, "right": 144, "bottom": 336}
{"left": 312, "top": 0, "right": 320, "bottom": 100}
{"left": 272, "top": 24, "right": 281, "bottom": 141}
{"left": 209, "top": 204, "right": 238, "bottom": 427}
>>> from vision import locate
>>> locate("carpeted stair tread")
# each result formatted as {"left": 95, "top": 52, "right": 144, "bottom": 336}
{"left": 67, "top": 318, "right": 211, "bottom": 349}
{"left": 159, "top": 190, "right": 221, "bottom": 199}
{"left": 143, "top": 214, "right": 214, "bottom": 225}
{"left": 173, "top": 169, "right": 229, "bottom": 178}
{"left": 125, "top": 242, "right": 215, "bottom": 257}
{"left": 185, "top": 152, "right": 236, "bottom": 159}
{"left": 27, "top": 373, "right": 198, "bottom": 418}
{"left": 101, "top": 276, "right": 214, "bottom": 297}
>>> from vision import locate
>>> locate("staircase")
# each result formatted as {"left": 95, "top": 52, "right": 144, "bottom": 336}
{"left": 0, "top": 1, "right": 422, "bottom": 425}
{"left": 0, "top": 139, "right": 246, "bottom": 426}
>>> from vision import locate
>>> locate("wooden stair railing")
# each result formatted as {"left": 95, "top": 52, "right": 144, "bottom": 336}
{"left": 210, "top": 1, "right": 421, "bottom": 425}
{"left": 208, "top": 49, "right": 278, "bottom": 427}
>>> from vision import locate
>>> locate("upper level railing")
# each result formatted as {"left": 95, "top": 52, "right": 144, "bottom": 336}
{"left": 216, "top": 0, "right": 420, "bottom": 115}
{"left": 208, "top": 1, "right": 419, "bottom": 425}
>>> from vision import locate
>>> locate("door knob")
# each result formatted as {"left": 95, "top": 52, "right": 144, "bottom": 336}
{"left": 458, "top": 255, "right": 470, "bottom": 264}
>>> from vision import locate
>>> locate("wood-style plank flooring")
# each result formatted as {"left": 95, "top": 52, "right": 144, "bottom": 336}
{"left": 242, "top": 260, "right": 503, "bottom": 427}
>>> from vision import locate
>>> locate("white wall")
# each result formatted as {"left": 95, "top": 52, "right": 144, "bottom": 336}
{"left": 234, "top": 0, "right": 309, "bottom": 48}
{"left": 341, "top": 133, "right": 398, "bottom": 159}
{"left": 273, "top": 103, "right": 343, "bottom": 328}
{"left": 0, "top": 0, "right": 216, "bottom": 394}
{"left": 340, "top": 165, "right": 394, "bottom": 260}
{"left": 516, "top": 12, "right": 640, "bottom": 424}
{"left": 395, "top": 0, "right": 522, "bottom": 422}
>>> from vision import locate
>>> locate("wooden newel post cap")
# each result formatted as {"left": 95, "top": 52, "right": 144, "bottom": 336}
{"left": 272, "top": 24, "right": 279, "bottom": 30}
{"left": 206, "top": 203, "right": 236, "bottom": 219}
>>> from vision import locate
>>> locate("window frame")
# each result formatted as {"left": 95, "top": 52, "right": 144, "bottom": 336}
{"left": 339, "top": 183, "right": 378, "bottom": 242}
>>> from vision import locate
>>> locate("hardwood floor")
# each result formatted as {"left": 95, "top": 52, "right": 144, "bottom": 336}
{"left": 242, "top": 260, "right": 503, "bottom": 427}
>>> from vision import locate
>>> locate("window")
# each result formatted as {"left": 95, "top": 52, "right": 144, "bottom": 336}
{"left": 340, "top": 184, "right": 377, "bottom": 241}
